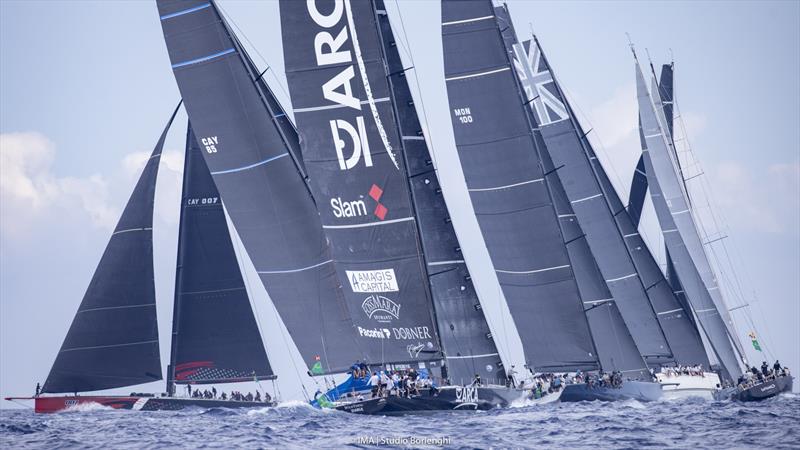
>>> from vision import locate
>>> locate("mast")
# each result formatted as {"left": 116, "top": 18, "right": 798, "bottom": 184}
{"left": 442, "top": 0, "right": 599, "bottom": 373}
{"left": 43, "top": 104, "right": 180, "bottom": 394}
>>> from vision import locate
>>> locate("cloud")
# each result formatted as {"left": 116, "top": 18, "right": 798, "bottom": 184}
{"left": 0, "top": 132, "right": 117, "bottom": 236}
{"left": 700, "top": 160, "right": 800, "bottom": 235}
{"left": 0, "top": 132, "right": 185, "bottom": 240}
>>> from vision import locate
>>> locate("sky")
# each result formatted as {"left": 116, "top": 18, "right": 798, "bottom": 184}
{"left": 1, "top": 0, "right": 798, "bottom": 405}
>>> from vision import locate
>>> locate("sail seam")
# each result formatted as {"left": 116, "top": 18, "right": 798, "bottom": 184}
{"left": 445, "top": 66, "right": 509, "bottom": 82}
{"left": 402, "top": 136, "right": 425, "bottom": 141}
{"left": 322, "top": 216, "right": 415, "bottom": 229}
{"left": 442, "top": 15, "right": 495, "bottom": 26}
{"left": 159, "top": 3, "right": 210, "bottom": 20}
{"left": 570, "top": 193, "right": 603, "bottom": 204}
{"left": 61, "top": 339, "right": 159, "bottom": 353}
{"left": 467, "top": 177, "right": 543, "bottom": 192}
{"left": 112, "top": 227, "right": 152, "bottom": 236}
{"left": 78, "top": 304, "right": 154, "bottom": 313}
{"left": 293, "top": 97, "right": 390, "bottom": 113}
{"left": 605, "top": 273, "right": 638, "bottom": 283}
{"left": 172, "top": 48, "right": 236, "bottom": 69}
{"left": 495, "top": 264, "right": 570, "bottom": 275}
{"left": 657, "top": 308, "right": 683, "bottom": 315}
{"left": 583, "top": 298, "right": 614, "bottom": 305}
{"left": 623, "top": 232, "right": 640, "bottom": 238}
{"left": 210, "top": 153, "right": 288, "bottom": 175}
{"left": 257, "top": 259, "right": 333, "bottom": 274}
{"left": 181, "top": 286, "right": 247, "bottom": 295}
{"left": 672, "top": 209, "right": 690, "bottom": 215}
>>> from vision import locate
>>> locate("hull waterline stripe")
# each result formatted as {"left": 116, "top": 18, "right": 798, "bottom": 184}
{"left": 606, "top": 273, "right": 638, "bottom": 283}
{"left": 570, "top": 193, "right": 603, "bottom": 204}
{"left": 172, "top": 48, "right": 236, "bottom": 69}
{"left": 258, "top": 259, "right": 333, "bottom": 274}
{"left": 78, "top": 304, "right": 154, "bottom": 314}
{"left": 113, "top": 227, "right": 152, "bottom": 236}
{"left": 496, "top": 264, "right": 570, "bottom": 275}
{"left": 427, "top": 260, "right": 465, "bottom": 266}
{"left": 468, "top": 177, "right": 543, "bottom": 192}
{"left": 658, "top": 308, "right": 683, "bottom": 316}
{"left": 294, "top": 97, "right": 390, "bottom": 113}
{"left": 447, "top": 352, "right": 500, "bottom": 360}
{"left": 446, "top": 67, "right": 509, "bottom": 82}
{"left": 323, "top": 216, "right": 415, "bottom": 230}
{"left": 210, "top": 153, "right": 288, "bottom": 175}
{"left": 61, "top": 339, "right": 159, "bottom": 353}
{"left": 442, "top": 15, "right": 495, "bottom": 26}
{"left": 160, "top": 3, "right": 210, "bottom": 20}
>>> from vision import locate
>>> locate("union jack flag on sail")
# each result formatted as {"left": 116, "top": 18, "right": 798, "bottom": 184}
{"left": 512, "top": 39, "right": 569, "bottom": 126}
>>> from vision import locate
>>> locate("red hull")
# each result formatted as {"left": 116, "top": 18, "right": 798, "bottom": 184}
{"left": 34, "top": 396, "right": 141, "bottom": 413}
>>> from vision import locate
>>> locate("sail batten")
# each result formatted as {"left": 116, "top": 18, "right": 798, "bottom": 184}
{"left": 42, "top": 104, "right": 180, "bottom": 394}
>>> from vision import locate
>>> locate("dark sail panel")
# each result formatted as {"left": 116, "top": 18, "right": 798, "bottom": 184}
{"left": 158, "top": 0, "right": 360, "bottom": 375}
{"left": 442, "top": 0, "right": 599, "bottom": 373}
{"left": 375, "top": 0, "right": 505, "bottom": 383}
{"left": 280, "top": 0, "right": 441, "bottom": 365}
{"left": 513, "top": 37, "right": 673, "bottom": 365}
{"left": 42, "top": 105, "right": 179, "bottom": 393}
{"left": 169, "top": 122, "right": 274, "bottom": 386}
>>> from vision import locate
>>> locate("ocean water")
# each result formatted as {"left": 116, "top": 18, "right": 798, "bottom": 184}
{"left": 1, "top": 394, "right": 798, "bottom": 449}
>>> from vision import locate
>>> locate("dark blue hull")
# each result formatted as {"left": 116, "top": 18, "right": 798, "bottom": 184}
{"left": 714, "top": 375, "right": 793, "bottom": 402}
{"left": 560, "top": 381, "right": 663, "bottom": 402}
{"left": 334, "top": 386, "right": 523, "bottom": 415}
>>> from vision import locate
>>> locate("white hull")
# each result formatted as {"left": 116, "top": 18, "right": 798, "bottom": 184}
{"left": 657, "top": 372, "right": 721, "bottom": 400}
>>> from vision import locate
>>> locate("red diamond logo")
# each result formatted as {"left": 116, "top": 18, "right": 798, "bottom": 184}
{"left": 374, "top": 204, "right": 388, "bottom": 220}
{"left": 368, "top": 184, "right": 383, "bottom": 201}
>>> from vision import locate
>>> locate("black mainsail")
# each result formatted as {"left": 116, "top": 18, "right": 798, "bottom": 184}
{"left": 495, "top": 5, "right": 649, "bottom": 379}
{"left": 509, "top": 36, "right": 673, "bottom": 365}
{"left": 279, "top": 0, "right": 443, "bottom": 366}
{"left": 168, "top": 122, "right": 274, "bottom": 391}
{"left": 515, "top": 34, "right": 710, "bottom": 369}
{"left": 42, "top": 105, "right": 179, "bottom": 394}
{"left": 158, "top": 0, "right": 360, "bottom": 375}
{"left": 442, "top": 0, "right": 599, "bottom": 373}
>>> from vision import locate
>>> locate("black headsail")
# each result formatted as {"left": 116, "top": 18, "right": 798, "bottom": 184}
{"left": 167, "top": 122, "right": 274, "bottom": 392}
{"left": 494, "top": 5, "right": 649, "bottom": 379}
{"left": 279, "top": 0, "right": 441, "bottom": 366}
{"left": 372, "top": 0, "right": 505, "bottom": 383}
{"left": 42, "top": 105, "right": 179, "bottom": 394}
{"left": 442, "top": 0, "right": 599, "bottom": 373}
{"left": 158, "top": 0, "right": 360, "bottom": 375}
{"left": 509, "top": 35, "right": 674, "bottom": 365}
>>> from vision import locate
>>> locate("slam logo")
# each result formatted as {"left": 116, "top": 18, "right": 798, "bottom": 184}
{"left": 362, "top": 295, "right": 400, "bottom": 323}
{"left": 307, "top": 0, "right": 399, "bottom": 171}
{"left": 330, "top": 184, "right": 388, "bottom": 220}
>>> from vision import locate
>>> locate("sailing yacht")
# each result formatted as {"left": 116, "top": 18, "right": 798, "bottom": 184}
{"left": 278, "top": 0, "right": 525, "bottom": 414}
{"left": 6, "top": 107, "right": 281, "bottom": 413}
